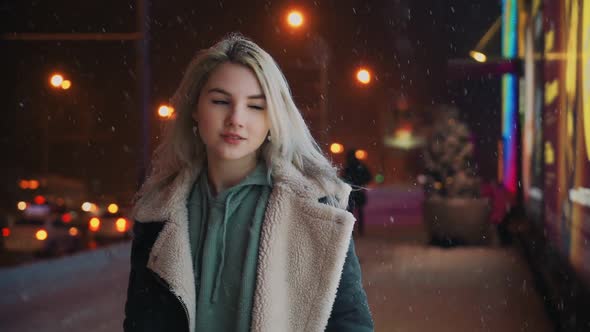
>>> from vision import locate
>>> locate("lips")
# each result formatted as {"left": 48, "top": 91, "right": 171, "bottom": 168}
{"left": 221, "top": 133, "right": 245, "bottom": 140}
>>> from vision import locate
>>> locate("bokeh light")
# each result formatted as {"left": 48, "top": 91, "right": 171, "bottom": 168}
{"left": 330, "top": 143, "right": 344, "bottom": 154}
{"left": 356, "top": 68, "right": 371, "bottom": 85}
{"left": 287, "top": 10, "right": 304, "bottom": 28}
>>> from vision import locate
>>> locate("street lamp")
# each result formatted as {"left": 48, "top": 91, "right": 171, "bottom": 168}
{"left": 157, "top": 104, "right": 175, "bottom": 119}
{"left": 286, "top": 10, "right": 304, "bottom": 28}
{"left": 355, "top": 149, "right": 368, "bottom": 160}
{"left": 330, "top": 143, "right": 344, "bottom": 154}
{"left": 356, "top": 68, "right": 372, "bottom": 85}
{"left": 282, "top": 9, "right": 330, "bottom": 146}
{"left": 61, "top": 79, "right": 72, "bottom": 90}
{"left": 50, "top": 74, "right": 63, "bottom": 87}
{"left": 469, "top": 51, "right": 487, "bottom": 63}
{"left": 43, "top": 72, "right": 76, "bottom": 174}
{"left": 49, "top": 73, "right": 72, "bottom": 90}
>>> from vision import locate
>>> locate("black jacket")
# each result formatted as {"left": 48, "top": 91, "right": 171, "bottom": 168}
{"left": 124, "top": 219, "right": 374, "bottom": 332}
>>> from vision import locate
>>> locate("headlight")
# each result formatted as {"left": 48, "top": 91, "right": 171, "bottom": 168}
{"left": 35, "top": 229, "right": 48, "bottom": 241}
{"left": 89, "top": 217, "right": 101, "bottom": 232}
{"left": 115, "top": 218, "right": 127, "bottom": 233}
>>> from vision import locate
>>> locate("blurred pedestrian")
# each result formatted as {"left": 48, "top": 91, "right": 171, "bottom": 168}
{"left": 481, "top": 180, "right": 512, "bottom": 244}
{"left": 124, "top": 34, "right": 373, "bottom": 332}
{"left": 342, "top": 149, "right": 372, "bottom": 236}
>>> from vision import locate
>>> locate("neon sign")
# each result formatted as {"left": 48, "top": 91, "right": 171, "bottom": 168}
{"left": 583, "top": 1, "right": 590, "bottom": 161}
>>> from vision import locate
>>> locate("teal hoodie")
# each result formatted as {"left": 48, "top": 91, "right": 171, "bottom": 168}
{"left": 187, "top": 162, "right": 272, "bottom": 331}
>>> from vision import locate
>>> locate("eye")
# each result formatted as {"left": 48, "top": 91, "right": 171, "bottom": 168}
{"left": 212, "top": 99, "right": 229, "bottom": 105}
{"left": 249, "top": 105, "right": 265, "bottom": 110}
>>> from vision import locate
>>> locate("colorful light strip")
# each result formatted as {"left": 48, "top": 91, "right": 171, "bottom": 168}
{"left": 502, "top": 0, "right": 518, "bottom": 195}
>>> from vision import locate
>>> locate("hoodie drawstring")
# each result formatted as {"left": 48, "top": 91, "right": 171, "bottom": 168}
{"left": 211, "top": 191, "right": 235, "bottom": 303}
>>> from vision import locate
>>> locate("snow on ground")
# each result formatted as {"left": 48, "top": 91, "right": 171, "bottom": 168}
{"left": 356, "top": 233, "right": 553, "bottom": 332}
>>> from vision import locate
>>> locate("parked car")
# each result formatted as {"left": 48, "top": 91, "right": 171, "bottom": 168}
{"left": 0, "top": 214, "right": 12, "bottom": 250}
{"left": 88, "top": 210, "right": 133, "bottom": 242}
{"left": 1, "top": 205, "right": 84, "bottom": 256}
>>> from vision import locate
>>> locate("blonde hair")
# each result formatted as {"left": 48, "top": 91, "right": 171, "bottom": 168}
{"left": 137, "top": 33, "right": 347, "bottom": 206}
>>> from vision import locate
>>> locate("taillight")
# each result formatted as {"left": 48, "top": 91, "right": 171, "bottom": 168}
{"left": 69, "top": 227, "right": 79, "bottom": 236}
{"left": 61, "top": 213, "right": 72, "bottom": 223}
{"left": 89, "top": 217, "right": 100, "bottom": 232}
{"left": 34, "top": 195, "right": 46, "bottom": 205}
{"left": 116, "top": 218, "right": 127, "bottom": 233}
{"left": 35, "top": 229, "right": 48, "bottom": 241}
{"left": 1, "top": 227, "right": 10, "bottom": 237}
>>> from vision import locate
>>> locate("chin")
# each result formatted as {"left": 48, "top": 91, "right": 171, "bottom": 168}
{"left": 214, "top": 148, "right": 257, "bottom": 163}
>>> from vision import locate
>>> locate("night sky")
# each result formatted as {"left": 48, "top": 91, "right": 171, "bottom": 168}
{"left": 0, "top": 0, "right": 501, "bottom": 207}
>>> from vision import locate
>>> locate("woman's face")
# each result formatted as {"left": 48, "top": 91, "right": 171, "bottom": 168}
{"left": 193, "top": 62, "right": 270, "bottom": 166}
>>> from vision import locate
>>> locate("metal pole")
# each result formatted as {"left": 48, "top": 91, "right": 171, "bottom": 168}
{"left": 310, "top": 35, "right": 330, "bottom": 146}
{"left": 136, "top": 0, "right": 150, "bottom": 187}
{"left": 1, "top": 32, "right": 140, "bottom": 41}
{"left": 42, "top": 105, "right": 49, "bottom": 175}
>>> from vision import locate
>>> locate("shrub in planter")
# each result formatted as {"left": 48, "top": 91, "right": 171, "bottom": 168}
{"left": 422, "top": 106, "right": 491, "bottom": 246}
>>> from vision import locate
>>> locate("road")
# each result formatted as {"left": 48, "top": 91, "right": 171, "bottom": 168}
{"left": 0, "top": 243, "right": 129, "bottom": 332}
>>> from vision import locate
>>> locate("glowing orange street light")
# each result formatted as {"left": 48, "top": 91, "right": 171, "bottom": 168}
{"left": 158, "top": 104, "right": 175, "bottom": 119}
{"left": 50, "top": 74, "right": 64, "bottom": 88}
{"left": 356, "top": 68, "right": 371, "bottom": 85}
{"left": 286, "top": 10, "right": 304, "bottom": 28}
{"left": 355, "top": 149, "right": 368, "bottom": 160}
{"left": 330, "top": 143, "right": 344, "bottom": 154}
{"left": 61, "top": 79, "right": 71, "bottom": 90}
{"left": 469, "top": 50, "right": 487, "bottom": 63}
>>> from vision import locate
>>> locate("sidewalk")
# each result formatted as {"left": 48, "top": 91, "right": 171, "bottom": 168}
{"left": 354, "top": 186, "right": 553, "bottom": 331}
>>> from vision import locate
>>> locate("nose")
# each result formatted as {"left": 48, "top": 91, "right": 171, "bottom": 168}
{"left": 225, "top": 103, "right": 245, "bottom": 128}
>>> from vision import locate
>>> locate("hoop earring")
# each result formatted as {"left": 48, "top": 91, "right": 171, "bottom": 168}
{"left": 192, "top": 125, "right": 198, "bottom": 137}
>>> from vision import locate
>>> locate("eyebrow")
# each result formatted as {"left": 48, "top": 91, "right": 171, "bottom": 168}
{"left": 208, "top": 88, "right": 266, "bottom": 100}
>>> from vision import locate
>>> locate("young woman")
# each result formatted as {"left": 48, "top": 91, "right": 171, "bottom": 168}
{"left": 124, "top": 33, "right": 373, "bottom": 332}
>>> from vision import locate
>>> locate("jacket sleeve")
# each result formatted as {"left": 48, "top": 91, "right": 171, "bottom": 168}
{"left": 123, "top": 222, "right": 188, "bottom": 332}
{"left": 123, "top": 222, "right": 160, "bottom": 332}
{"left": 325, "top": 238, "right": 374, "bottom": 331}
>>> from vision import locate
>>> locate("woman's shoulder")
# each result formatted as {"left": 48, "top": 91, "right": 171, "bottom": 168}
{"left": 132, "top": 167, "right": 200, "bottom": 223}
{"left": 272, "top": 161, "right": 351, "bottom": 210}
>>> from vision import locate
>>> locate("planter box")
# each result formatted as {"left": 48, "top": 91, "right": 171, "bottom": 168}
{"left": 423, "top": 197, "right": 493, "bottom": 245}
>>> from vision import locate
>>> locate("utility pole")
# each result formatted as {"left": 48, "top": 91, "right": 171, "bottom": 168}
{"left": 136, "top": 0, "right": 151, "bottom": 186}
{"left": 312, "top": 35, "right": 330, "bottom": 146}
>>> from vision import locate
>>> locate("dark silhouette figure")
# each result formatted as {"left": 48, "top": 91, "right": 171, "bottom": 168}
{"left": 342, "top": 150, "right": 372, "bottom": 236}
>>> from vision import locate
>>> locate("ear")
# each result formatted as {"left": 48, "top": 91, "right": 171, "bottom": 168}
{"left": 192, "top": 90, "right": 204, "bottom": 123}
{"left": 191, "top": 108, "right": 200, "bottom": 123}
